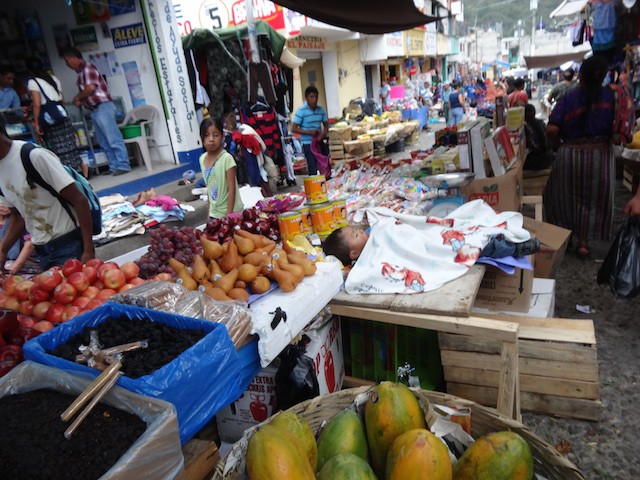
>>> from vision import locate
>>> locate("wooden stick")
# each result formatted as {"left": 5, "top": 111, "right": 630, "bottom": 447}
{"left": 64, "top": 371, "right": 122, "bottom": 439}
{"left": 60, "top": 361, "right": 122, "bottom": 422}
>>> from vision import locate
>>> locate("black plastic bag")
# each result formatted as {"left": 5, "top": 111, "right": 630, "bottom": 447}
{"left": 597, "top": 217, "right": 640, "bottom": 298}
{"left": 275, "top": 337, "right": 320, "bottom": 412}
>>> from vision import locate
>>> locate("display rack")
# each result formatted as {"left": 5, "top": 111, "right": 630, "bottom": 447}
{"left": 0, "top": 108, "right": 36, "bottom": 142}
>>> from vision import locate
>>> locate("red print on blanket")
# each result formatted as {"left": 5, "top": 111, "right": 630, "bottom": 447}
{"left": 381, "top": 262, "right": 425, "bottom": 292}
{"left": 441, "top": 229, "right": 481, "bottom": 267}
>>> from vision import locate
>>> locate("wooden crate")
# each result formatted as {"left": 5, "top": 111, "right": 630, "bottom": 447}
{"left": 329, "top": 141, "right": 345, "bottom": 160}
{"left": 623, "top": 159, "right": 640, "bottom": 193}
{"left": 439, "top": 315, "right": 600, "bottom": 421}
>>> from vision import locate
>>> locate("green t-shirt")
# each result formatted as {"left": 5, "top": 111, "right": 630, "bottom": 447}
{"left": 199, "top": 150, "right": 244, "bottom": 218}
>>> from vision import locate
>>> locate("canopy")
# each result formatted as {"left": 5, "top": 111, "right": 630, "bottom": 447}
{"left": 182, "top": 20, "right": 285, "bottom": 62}
{"left": 271, "top": 0, "right": 439, "bottom": 34}
{"left": 550, "top": 0, "right": 588, "bottom": 18}
{"left": 524, "top": 50, "right": 591, "bottom": 69}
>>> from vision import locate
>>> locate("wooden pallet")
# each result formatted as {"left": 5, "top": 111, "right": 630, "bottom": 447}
{"left": 439, "top": 315, "right": 600, "bottom": 421}
{"left": 182, "top": 420, "right": 220, "bottom": 480}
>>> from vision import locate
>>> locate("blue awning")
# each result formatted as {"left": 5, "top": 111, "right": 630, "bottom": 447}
{"left": 480, "top": 60, "right": 510, "bottom": 71}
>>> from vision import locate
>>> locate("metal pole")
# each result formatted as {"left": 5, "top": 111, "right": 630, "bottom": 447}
{"left": 245, "top": 0, "right": 260, "bottom": 63}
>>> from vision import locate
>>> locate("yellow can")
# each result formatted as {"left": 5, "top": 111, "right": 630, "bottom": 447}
{"left": 304, "top": 174, "right": 329, "bottom": 204}
{"left": 298, "top": 206, "right": 313, "bottom": 235}
{"left": 278, "top": 211, "right": 303, "bottom": 242}
{"left": 310, "top": 202, "right": 335, "bottom": 236}
{"left": 332, "top": 198, "right": 348, "bottom": 228}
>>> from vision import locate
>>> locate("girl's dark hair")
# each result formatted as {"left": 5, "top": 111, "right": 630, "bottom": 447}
{"left": 579, "top": 55, "right": 608, "bottom": 125}
{"left": 322, "top": 228, "right": 351, "bottom": 266}
{"left": 25, "top": 57, "right": 58, "bottom": 93}
{"left": 199, "top": 116, "right": 224, "bottom": 141}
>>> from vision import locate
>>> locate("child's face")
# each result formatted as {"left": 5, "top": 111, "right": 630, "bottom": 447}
{"left": 203, "top": 125, "right": 223, "bottom": 153}
{"left": 342, "top": 227, "right": 369, "bottom": 261}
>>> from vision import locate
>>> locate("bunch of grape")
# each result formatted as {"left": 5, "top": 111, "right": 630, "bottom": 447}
{"left": 136, "top": 225, "right": 203, "bottom": 279}
{"left": 203, "top": 207, "right": 280, "bottom": 244}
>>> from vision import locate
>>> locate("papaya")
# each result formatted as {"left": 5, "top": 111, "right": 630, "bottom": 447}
{"left": 317, "top": 453, "right": 378, "bottom": 480}
{"left": 269, "top": 412, "right": 318, "bottom": 472}
{"left": 316, "top": 410, "right": 368, "bottom": 471}
{"left": 246, "top": 423, "right": 315, "bottom": 480}
{"left": 386, "top": 429, "right": 452, "bottom": 480}
{"left": 364, "top": 382, "right": 426, "bottom": 478}
{"left": 452, "top": 431, "right": 533, "bottom": 480}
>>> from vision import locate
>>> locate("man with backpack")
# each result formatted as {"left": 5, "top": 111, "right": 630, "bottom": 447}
{"left": 0, "top": 115, "right": 96, "bottom": 270}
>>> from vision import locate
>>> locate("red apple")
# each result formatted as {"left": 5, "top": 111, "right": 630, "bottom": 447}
{"left": 82, "top": 266, "right": 98, "bottom": 284}
{"left": 67, "top": 272, "right": 89, "bottom": 293}
{"left": 19, "top": 301, "right": 34, "bottom": 316}
{"left": 85, "top": 258, "right": 104, "bottom": 269}
{"left": 2, "top": 275, "right": 23, "bottom": 296}
{"left": 4, "top": 297, "right": 20, "bottom": 312}
{"left": 72, "top": 296, "right": 91, "bottom": 309}
{"left": 0, "top": 292, "right": 7, "bottom": 308}
{"left": 118, "top": 284, "right": 136, "bottom": 293}
{"left": 35, "top": 270, "right": 63, "bottom": 292}
{"left": 129, "top": 277, "right": 145, "bottom": 286}
{"left": 97, "top": 262, "right": 119, "bottom": 279}
{"left": 53, "top": 283, "right": 77, "bottom": 305}
{"left": 32, "top": 301, "right": 52, "bottom": 319}
{"left": 61, "top": 258, "right": 83, "bottom": 278}
{"left": 120, "top": 261, "right": 140, "bottom": 280}
{"left": 19, "top": 316, "right": 37, "bottom": 328}
{"left": 14, "top": 281, "right": 35, "bottom": 302}
{"left": 28, "top": 284, "right": 51, "bottom": 303}
{"left": 61, "top": 306, "right": 81, "bottom": 323}
{"left": 103, "top": 269, "right": 126, "bottom": 291}
{"left": 86, "top": 299, "right": 104, "bottom": 310}
{"left": 154, "top": 273, "right": 173, "bottom": 282}
{"left": 81, "top": 286, "right": 100, "bottom": 299}
{"left": 93, "top": 280, "right": 105, "bottom": 290}
{"left": 46, "top": 304, "right": 66, "bottom": 323}
{"left": 33, "top": 320, "right": 54, "bottom": 333}
{"left": 97, "top": 289, "right": 117, "bottom": 300}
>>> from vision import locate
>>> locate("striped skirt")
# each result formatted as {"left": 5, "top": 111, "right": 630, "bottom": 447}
{"left": 43, "top": 117, "right": 83, "bottom": 173}
{"left": 543, "top": 142, "right": 615, "bottom": 242}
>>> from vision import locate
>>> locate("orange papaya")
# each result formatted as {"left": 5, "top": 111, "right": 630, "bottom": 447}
{"left": 386, "top": 428, "right": 452, "bottom": 480}
{"left": 269, "top": 411, "right": 318, "bottom": 472}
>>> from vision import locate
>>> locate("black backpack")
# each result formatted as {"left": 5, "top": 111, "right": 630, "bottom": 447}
{"left": 20, "top": 143, "right": 103, "bottom": 235}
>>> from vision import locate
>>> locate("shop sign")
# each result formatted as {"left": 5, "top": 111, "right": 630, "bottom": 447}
{"left": 436, "top": 32, "right": 450, "bottom": 55}
{"left": 384, "top": 32, "right": 405, "bottom": 57}
{"left": 425, "top": 31, "right": 437, "bottom": 56}
{"left": 172, "top": 0, "right": 285, "bottom": 36}
{"left": 70, "top": 25, "right": 98, "bottom": 52}
{"left": 407, "top": 29, "right": 425, "bottom": 56}
{"left": 286, "top": 35, "right": 326, "bottom": 50}
{"left": 146, "top": 0, "right": 200, "bottom": 162}
{"left": 73, "top": 0, "right": 110, "bottom": 25}
{"left": 111, "top": 23, "right": 147, "bottom": 49}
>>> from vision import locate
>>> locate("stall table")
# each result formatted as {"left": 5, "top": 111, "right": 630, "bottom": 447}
{"left": 329, "top": 264, "right": 523, "bottom": 421}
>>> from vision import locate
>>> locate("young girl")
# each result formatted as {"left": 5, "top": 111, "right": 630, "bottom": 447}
{"left": 199, "top": 117, "right": 244, "bottom": 219}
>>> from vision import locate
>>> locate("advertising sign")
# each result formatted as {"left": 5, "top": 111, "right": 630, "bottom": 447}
{"left": 111, "top": 23, "right": 147, "bottom": 48}
{"left": 70, "top": 26, "right": 98, "bottom": 52}
{"left": 384, "top": 32, "right": 405, "bottom": 57}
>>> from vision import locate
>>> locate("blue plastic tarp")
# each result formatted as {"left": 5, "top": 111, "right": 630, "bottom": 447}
{"left": 23, "top": 302, "right": 260, "bottom": 444}
{"left": 401, "top": 106, "right": 428, "bottom": 130}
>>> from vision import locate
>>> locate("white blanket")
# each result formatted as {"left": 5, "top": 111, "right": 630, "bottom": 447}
{"left": 345, "top": 200, "right": 530, "bottom": 294}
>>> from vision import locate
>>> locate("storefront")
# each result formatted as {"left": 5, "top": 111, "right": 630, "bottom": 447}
{"left": 0, "top": 0, "right": 201, "bottom": 167}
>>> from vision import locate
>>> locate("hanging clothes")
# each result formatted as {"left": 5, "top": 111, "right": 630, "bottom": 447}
{"left": 591, "top": 0, "right": 617, "bottom": 51}
{"left": 616, "top": 0, "right": 640, "bottom": 45}
{"left": 243, "top": 103, "right": 282, "bottom": 161}
{"left": 206, "top": 39, "right": 247, "bottom": 118}
{"left": 248, "top": 61, "right": 277, "bottom": 104}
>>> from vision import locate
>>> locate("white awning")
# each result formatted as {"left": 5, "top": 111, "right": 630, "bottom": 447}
{"left": 279, "top": 47, "right": 306, "bottom": 69}
{"left": 550, "top": 0, "right": 588, "bottom": 18}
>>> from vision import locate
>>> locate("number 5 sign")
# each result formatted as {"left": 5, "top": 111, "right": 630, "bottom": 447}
{"left": 199, "top": 0, "right": 231, "bottom": 30}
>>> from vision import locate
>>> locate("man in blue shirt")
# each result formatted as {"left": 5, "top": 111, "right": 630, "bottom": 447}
{"left": 0, "top": 66, "right": 20, "bottom": 110}
{"left": 291, "top": 86, "right": 328, "bottom": 176}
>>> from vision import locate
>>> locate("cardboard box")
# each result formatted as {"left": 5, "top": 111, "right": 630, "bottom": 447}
{"left": 304, "top": 316, "right": 345, "bottom": 396}
{"left": 470, "top": 118, "right": 491, "bottom": 179}
{"left": 494, "top": 95, "right": 508, "bottom": 127}
{"left": 461, "top": 158, "right": 523, "bottom": 212}
{"left": 456, "top": 120, "right": 477, "bottom": 171}
{"left": 506, "top": 107, "right": 525, "bottom": 131}
{"left": 473, "top": 262, "right": 534, "bottom": 313}
{"left": 472, "top": 277, "right": 555, "bottom": 318}
{"left": 523, "top": 217, "right": 571, "bottom": 278}
{"left": 216, "top": 363, "right": 279, "bottom": 443}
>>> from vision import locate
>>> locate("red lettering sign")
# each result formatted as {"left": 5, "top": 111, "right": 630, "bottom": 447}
{"left": 231, "top": 0, "right": 284, "bottom": 30}
{"left": 468, "top": 192, "right": 499, "bottom": 206}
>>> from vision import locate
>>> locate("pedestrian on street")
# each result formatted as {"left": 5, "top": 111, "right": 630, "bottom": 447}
{"left": 441, "top": 83, "right": 451, "bottom": 123}
{"left": 291, "top": 86, "right": 328, "bottom": 176}
{"left": 62, "top": 47, "right": 131, "bottom": 176}
{"left": 508, "top": 78, "right": 528, "bottom": 107}
{"left": 25, "top": 57, "right": 88, "bottom": 179}
{"left": 0, "top": 66, "right": 20, "bottom": 110}
{"left": 448, "top": 81, "right": 465, "bottom": 126}
{"left": 0, "top": 115, "right": 95, "bottom": 270}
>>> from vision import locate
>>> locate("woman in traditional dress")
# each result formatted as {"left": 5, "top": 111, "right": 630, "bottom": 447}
{"left": 25, "top": 57, "right": 88, "bottom": 178}
{"left": 544, "top": 55, "right": 615, "bottom": 259}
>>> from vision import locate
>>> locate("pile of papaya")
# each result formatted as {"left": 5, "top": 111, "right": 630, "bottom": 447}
{"left": 245, "top": 381, "right": 534, "bottom": 480}
{"left": 168, "top": 230, "right": 317, "bottom": 302}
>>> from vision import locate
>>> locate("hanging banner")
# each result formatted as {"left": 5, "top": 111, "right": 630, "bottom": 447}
{"left": 70, "top": 25, "right": 98, "bottom": 52}
{"left": 406, "top": 29, "right": 425, "bottom": 56}
{"left": 111, "top": 22, "right": 147, "bottom": 48}
{"left": 123, "top": 61, "right": 146, "bottom": 107}
{"left": 72, "top": 0, "right": 110, "bottom": 25}
{"left": 425, "top": 32, "right": 437, "bottom": 56}
{"left": 110, "top": 0, "right": 136, "bottom": 16}
{"left": 144, "top": 0, "right": 200, "bottom": 165}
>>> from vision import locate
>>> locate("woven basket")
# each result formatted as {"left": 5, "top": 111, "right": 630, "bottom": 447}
{"left": 212, "top": 386, "right": 585, "bottom": 480}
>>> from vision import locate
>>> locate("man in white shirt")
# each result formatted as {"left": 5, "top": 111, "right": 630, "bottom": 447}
{"left": 0, "top": 116, "right": 95, "bottom": 270}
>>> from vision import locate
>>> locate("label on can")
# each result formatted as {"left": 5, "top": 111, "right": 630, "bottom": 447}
{"left": 304, "top": 175, "right": 329, "bottom": 204}
{"left": 278, "top": 211, "right": 303, "bottom": 242}
{"left": 332, "top": 199, "right": 348, "bottom": 228}
{"left": 310, "top": 202, "right": 335, "bottom": 236}
{"left": 298, "top": 206, "right": 313, "bottom": 234}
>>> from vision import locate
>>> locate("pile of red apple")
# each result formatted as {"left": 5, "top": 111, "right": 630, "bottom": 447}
{"left": 0, "top": 258, "right": 151, "bottom": 326}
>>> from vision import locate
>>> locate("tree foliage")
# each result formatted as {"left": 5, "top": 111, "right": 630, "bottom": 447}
{"left": 463, "top": 0, "right": 562, "bottom": 36}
